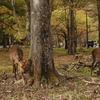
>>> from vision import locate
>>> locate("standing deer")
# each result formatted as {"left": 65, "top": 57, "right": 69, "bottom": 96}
{"left": 9, "top": 45, "right": 26, "bottom": 84}
{"left": 91, "top": 48, "right": 100, "bottom": 75}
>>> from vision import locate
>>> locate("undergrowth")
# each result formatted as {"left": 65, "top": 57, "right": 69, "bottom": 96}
{"left": 0, "top": 47, "right": 100, "bottom": 100}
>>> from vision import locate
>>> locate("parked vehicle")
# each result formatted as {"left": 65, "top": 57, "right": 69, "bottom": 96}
{"left": 82, "top": 40, "right": 98, "bottom": 48}
{"left": 88, "top": 40, "right": 94, "bottom": 48}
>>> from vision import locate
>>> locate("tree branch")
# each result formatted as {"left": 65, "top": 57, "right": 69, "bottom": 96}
{"left": 0, "top": 18, "right": 18, "bottom": 31}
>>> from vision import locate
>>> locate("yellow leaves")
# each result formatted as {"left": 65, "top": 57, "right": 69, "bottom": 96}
{"left": 0, "top": 6, "right": 12, "bottom": 15}
{"left": 51, "top": 10, "right": 61, "bottom": 24}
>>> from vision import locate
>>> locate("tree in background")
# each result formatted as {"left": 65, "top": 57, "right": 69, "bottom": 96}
{"left": 68, "top": 0, "right": 76, "bottom": 54}
{"left": 24, "top": 0, "right": 31, "bottom": 40}
{"left": 97, "top": 0, "right": 100, "bottom": 47}
{"left": 0, "top": 0, "right": 26, "bottom": 46}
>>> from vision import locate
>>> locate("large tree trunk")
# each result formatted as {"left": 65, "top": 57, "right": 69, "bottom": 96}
{"left": 30, "top": 0, "right": 63, "bottom": 86}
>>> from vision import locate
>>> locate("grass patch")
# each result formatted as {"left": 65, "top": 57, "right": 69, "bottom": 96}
{"left": 77, "top": 47, "right": 94, "bottom": 55}
{"left": 0, "top": 66, "right": 12, "bottom": 74}
{"left": 63, "top": 65, "right": 91, "bottom": 77}
{"left": 53, "top": 47, "right": 67, "bottom": 53}
{"left": 53, "top": 47, "right": 94, "bottom": 55}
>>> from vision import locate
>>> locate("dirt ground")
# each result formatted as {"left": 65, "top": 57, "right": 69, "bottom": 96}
{"left": 0, "top": 47, "right": 100, "bottom": 100}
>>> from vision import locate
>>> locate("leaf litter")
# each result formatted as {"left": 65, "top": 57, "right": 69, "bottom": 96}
{"left": 0, "top": 48, "right": 100, "bottom": 100}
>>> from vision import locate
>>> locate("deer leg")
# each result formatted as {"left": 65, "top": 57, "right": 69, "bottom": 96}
{"left": 97, "top": 62, "right": 100, "bottom": 75}
{"left": 13, "top": 63, "right": 19, "bottom": 80}
{"left": 13, "top": 62, "right": 17, "bottom": 79}
{"left": 91, "top": 61, "right": 97, "bottom": 76}
{"left": 15, "top": 63, "right": 20, "bottom": 79}
{"left": 12, "top": 62, "right": 18, "bottom": 84}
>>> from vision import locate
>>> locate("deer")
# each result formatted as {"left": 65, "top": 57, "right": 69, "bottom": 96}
{"left": 9, "top": 45, "right": 26, "bottom": 84}
{"left": 91, "top": 48, "right": 100, "bottom": 75}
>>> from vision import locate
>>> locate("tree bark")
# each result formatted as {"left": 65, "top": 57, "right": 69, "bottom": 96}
{"left": 68, "top": 0, "right": 76, "bottom": 54}
{"left": 25, "top": 0, "right": 31, "bottom": 40}
{"left": 97, "top": 0, "right": 100, "bottom": 48}
{"left": 30, "top": 0, "right": 64, "bottom": 86}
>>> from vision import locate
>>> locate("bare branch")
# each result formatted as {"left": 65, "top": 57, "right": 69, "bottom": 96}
{"left": 0, "top": 18, "right": 18, "bottom": 31}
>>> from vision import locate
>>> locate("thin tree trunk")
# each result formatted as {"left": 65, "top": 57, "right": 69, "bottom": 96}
{"left": 25, "top": 0, "right": 31, "bottom": 40}
{"left": 86, "top": 12, "right": 89, "bottom": 49}
{"left": 97, "top": 0, "right": 100, "bottom": 47}
{"left": 68, "top": 0, "right": 74, "bottom": 54}
{"left": 68, "top": 0, "right": 76, "bottom": 54}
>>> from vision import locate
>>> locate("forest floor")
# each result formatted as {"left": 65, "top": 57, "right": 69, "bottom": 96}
{"left": 0, "top": 46, "right": 100, "bottom": 100}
